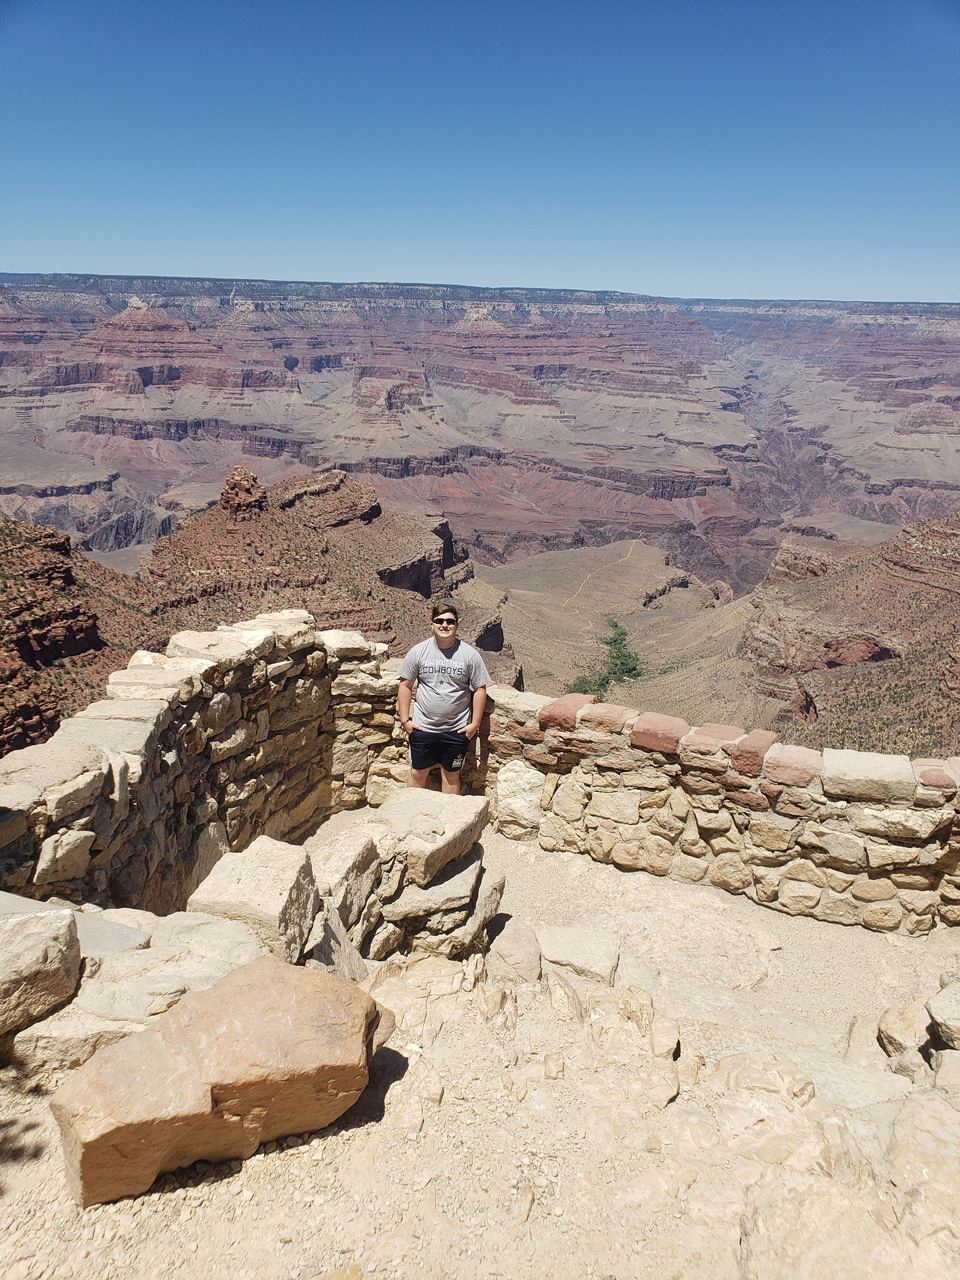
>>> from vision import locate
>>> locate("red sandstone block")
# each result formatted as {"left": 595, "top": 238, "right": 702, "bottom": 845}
{"left": 919, "top": 768, "right": 957, "bottom": 793}
{"left": 579, "top": 703, "right": 639, "bottom": 733}
{"left": 630, "top": 712, "right": 690, "bottom": 754}
{"left": 594, "top": 750, "right": 639, "bottom": 771}
{"left": 683, "top": 723, "right": 745, "bottom": 754}
{"left": 725, "top": 789, "right": 770, "bottom": 811}
{"left": 762, "top": 743, "right": 822, "bottom": 787}
{"left": 730, "top": 730, "right": 780, "bottom": 777}
{"left": 678, "top": 774, "right": 723, "bottom": 795}
{"left": 538, "top": 694, "right": 597, "bottom": 732}
{"left": 523, "top": 748, "right": 558, "bottom": 767}
{"left": 487, "top": 735, "right": 524, "bottom": 757}
{"left": 509, "top": 722, "right": 545, "bottom": 744}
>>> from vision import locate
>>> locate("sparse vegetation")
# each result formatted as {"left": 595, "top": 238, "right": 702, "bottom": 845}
{"left": 566, "top": 619, "right": 642, "bottom": 697}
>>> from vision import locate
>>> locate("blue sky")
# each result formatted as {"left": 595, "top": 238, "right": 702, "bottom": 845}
{"left": 1, "top": 0, "right": 958, "bottom": 300}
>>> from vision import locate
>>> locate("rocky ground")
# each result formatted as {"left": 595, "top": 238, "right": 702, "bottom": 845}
{"left": 4, "top": 827, "right": 960, "bottom": 1279}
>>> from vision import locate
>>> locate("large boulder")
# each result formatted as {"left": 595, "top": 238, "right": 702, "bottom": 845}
{"left": 380, "top": 847, "right": 484, "bottom": 924}
{"left": 50, "top": 955, "right": 394, "bottom": 1206}
{"left": 0, "top": 908, "right": 81, "bottom": 1036}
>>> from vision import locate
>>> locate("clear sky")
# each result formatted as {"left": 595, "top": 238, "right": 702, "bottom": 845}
{"left": 1, "top": 0, "right": 958, "bottom": 301}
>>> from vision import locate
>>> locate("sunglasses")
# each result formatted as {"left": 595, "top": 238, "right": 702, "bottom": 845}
{"left": 433, "top": 618, "right": 457, "bottom": 626}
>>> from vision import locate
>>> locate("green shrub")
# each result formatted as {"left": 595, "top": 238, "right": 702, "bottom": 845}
{"left": 566, "top": 618, "right": 642, "bottom": 697}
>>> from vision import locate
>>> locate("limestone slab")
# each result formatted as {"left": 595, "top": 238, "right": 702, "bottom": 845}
{"left": 414, "top": 866, "right": 505, "bottom": 957}
{"left": 106, "top": 666, "right": 202, "bottom": 704}
{"left": 33, "top": 829, "right": 95, "bottom": 885}
{"left": 166, "top": 629, "right": 264, "bottom": 670}
{"left": 187, "top": 836, "right": 319, "bottom": 961}
{"left": 536, "top": 924, "right": 620, "bottom": 985}
{"left": 365, "top": 792, "right": 489, "bottom": 887}
{"left": 927, "top": 982, "right": 960, "bottom": 1050}
{"left": 318, "top": 629, "right": 370, "bottom": 658}
{"left": 0, "top": 908, "right": 80, "bottom": 1036}
{"left": 486, "top": 685, "right": 552, "bottom": 726}
{"left": 821, "top": 748, "right": 916, "bottom": 803}
{"left": 0, "top": 892, "right": 150, "bottom": 958}
{"left": 489, "top": 918, "right": 541, "bottom": 982}
{"left": 381, "top": 848, "right": 483, "bottom": 923}
{"left": 305, "top": 827, "right": 380, "bottom": 931}
{"left": 495, "top": 758, "right": 546, "bottom": 838}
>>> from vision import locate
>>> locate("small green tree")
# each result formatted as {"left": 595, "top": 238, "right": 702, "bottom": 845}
{"left": 566, "top": 618, "right": 642, "bottom": 696}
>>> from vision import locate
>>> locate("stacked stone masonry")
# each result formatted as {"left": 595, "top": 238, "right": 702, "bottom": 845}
{"left": 0, "top": 612, "right": 408, "bottom": 913}
{"left": 1, "top": 614, "right": 958, "bottom": 937}
{"left": 480, "top": 690, "right": 960, "bottom": 936}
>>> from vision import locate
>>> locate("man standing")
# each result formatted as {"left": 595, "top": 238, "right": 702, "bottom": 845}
{"left": 397, "top": 602, "right": 490, "bottom": 794}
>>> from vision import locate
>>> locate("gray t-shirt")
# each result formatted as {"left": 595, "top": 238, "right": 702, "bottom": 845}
{"left": 397, "top": 638, "right": 491, "bottom": 733}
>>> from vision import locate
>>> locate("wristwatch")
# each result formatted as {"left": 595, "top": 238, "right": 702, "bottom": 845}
{"left": 403, "top": 717, "right": 413, "bottom": 726}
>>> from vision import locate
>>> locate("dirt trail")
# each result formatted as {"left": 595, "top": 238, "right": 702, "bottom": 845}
{"left": 561, "top": 540, "right": 639, "bottom": 609}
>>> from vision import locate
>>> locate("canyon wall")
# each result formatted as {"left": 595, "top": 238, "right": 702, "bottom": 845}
{"left": 1, "top": 615, "right": 958, "bottom": 936}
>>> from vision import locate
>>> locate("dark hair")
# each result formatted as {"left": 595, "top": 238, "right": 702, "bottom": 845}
{"left": 431, "top": 601, "right": 459, "bottom": 622}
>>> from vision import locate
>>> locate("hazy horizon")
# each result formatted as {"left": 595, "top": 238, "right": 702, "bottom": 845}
{"left": 1, "top": 0, "right": 958, "bottom": 301}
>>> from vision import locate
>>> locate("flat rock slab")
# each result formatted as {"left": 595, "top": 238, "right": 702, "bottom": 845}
{"left": 50, "top": 955, "right": 393, "bottom": 1206}
{"left": 490, "top": 918, "right": 542, "bottom": 982}
{"left": 821, "top": 748, "right": 916, "bottom": 804}
{"left": 536, "top": 924, "right": 621, "bottom": 985}
{"left": 413, "top": 866, "right": 505, "bottom": 958}
{"left": 0, "top": 892, "right": 150, "bottom": 958}
{"left": 304, "top": 828, "right": 380, "bottom": 931}
{"left": 381, "top": 848, "right": 484, "bottom": 924}
{"left": 365, "top": 792, "right": 489, "bottom": 887}
{"left": 187, "top": 835, "right": 319, "bottom": 961}
{"left": 0, "top": 908, "right": 80, "bottom": 1036}
{"left": 486, "top": 685, "right": 553, "bottom": 726}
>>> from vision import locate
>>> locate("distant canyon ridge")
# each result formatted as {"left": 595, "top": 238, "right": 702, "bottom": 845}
{"left": 1, "top": 274, "right": 959, "bottom": 752}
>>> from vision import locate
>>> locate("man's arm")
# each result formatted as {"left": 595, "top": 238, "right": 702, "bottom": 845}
{"left": 398, "top": 678, "right": 419, "bottom": 733}
{"left": 464, "top": 685, "right": 487, "bottom": 740}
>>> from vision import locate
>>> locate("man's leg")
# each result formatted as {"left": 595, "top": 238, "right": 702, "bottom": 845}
{"left": 439, "top": 766, "right": 461, "bottom": 795}
{"left": 408, "top": 766, "right": 431, "bottom": 789}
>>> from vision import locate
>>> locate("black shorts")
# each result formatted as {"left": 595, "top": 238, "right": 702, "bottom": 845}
{"left": 409, "top": 729, "right": 470, "bottom": 772}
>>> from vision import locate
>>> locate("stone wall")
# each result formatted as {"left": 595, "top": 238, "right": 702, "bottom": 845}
{"left": 476, "top": 689, "right": 960, "bottom": 935}
{"left": 0, "top": 612, "right": 404, "bottom": 914}
{"left": 3, "top": 613, "right": 959, "bottom": 937}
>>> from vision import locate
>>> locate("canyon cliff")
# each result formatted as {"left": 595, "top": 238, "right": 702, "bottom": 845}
{"left": 4, "top": 276, "right": 955, "bottom": 597}
{"left": 0, "top": 466, "right": 515, "bottom": 755}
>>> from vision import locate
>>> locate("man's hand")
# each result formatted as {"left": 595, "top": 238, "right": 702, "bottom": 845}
{"left": 403, "top": 719, "right": 422, "bottom": 735}
{"left": 464, "top": 722, "right": 480, "bottom": 741}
